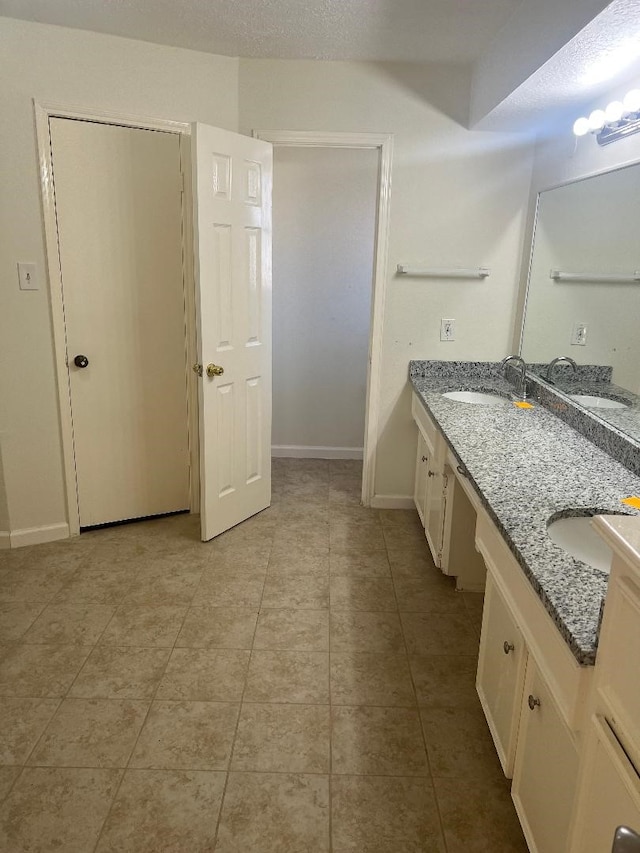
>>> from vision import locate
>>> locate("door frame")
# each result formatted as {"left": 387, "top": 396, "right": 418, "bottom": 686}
{"left": 33, "top": 100, "right": 200, "bottom": 535}
{"left": 253, "top": 130, "right": 393, "bottom": 507}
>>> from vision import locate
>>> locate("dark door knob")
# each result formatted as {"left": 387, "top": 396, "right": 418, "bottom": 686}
{"left": 73, "top": 355, "right": 89, "bottom": 368}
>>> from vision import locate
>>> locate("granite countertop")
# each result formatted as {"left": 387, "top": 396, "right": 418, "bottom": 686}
{"left": 409, "top": 360, "right": 640, "bottom": 666}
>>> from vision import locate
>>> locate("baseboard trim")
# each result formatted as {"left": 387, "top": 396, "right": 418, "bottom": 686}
{"left": 0, "top": 531, "right": 10, "bottom": 550}
{"left": 271, "top": 445, "right": 363, "bottom": 460}
{"left": 10, "top": 523, "right": 70, "bottom": 548}
{"left": 370, "top": 495, "right": 415, "bottom": 510}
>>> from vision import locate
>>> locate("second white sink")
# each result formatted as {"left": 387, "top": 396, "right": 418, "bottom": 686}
{"left": 569, "top": 394, "right": 628, "bottom": 410}
{"left": 442, "top": 391, "right": 508, "bottom": 406}
{"left": 547, "top": 515, "right": 614, "bottom": 573}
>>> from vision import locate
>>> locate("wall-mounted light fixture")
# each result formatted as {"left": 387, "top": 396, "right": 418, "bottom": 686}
{"left": 573, "top": 89, "right": 640, "bottom": 145}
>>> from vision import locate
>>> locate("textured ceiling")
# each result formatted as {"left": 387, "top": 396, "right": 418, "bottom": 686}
{"left": 473, "top": 0, "right": 640, "bottom": 131}
{"left": 0, "top": 0, "right": 523, "bottom": 63}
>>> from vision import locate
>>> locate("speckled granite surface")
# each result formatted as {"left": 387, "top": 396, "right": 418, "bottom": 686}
{"left": 409, "top": 360, "right": 640, "bottom": 666}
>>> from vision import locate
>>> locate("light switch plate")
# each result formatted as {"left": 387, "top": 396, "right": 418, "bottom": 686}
{"left": 17, "top": 262, "right": 38, "bottom": 291}
{"left": 570, "top": 322, "right": 587, "bottom": 346}
{"left": 440, "top": 318, "right": 456, "bottom": 342}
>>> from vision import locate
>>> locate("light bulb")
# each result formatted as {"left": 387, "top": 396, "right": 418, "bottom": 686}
{"left": 605, "top": 101, "right": 624, "bottom": 122}
{"left": 588, "top": 109, "right": 606, "bottom": 130}
{"left": 573, "top": 117, "right": 590, "bottom": 136}
{"left": 623, "top": 89, "right": 640, "bottom": 113}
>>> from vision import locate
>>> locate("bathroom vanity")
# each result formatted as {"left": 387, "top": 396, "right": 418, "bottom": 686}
{"left": 410, "top": 360, "right": 640, "bottom": 853}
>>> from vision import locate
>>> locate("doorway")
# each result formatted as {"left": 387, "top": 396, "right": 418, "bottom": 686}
{"left": 44, "top": 114, "right": 196, "bottom": 530}
{"left": 255, "top": 131, "right": 393, "bottom": 506}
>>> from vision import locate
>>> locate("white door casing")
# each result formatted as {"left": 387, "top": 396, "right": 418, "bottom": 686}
{"left": 191, "top": 124, "right": 273, "bottom": 541}
{"left": 50, "top": 117, "right": 191, "bottom": 528}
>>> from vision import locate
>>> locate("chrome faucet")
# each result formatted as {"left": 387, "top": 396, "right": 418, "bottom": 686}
{"left": 499, "top": 355, "right": 528, "bottom": 400}
{"left": 546, "top": 356, "right": 577, "bottom": 385}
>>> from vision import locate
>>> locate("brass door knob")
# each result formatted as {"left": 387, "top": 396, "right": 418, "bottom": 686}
{"left": 206, "top": 363, "right": 224, "bottom": 377}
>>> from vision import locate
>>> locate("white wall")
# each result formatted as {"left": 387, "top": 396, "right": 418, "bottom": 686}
{"left": 241, "top": 59, "right": 536, "bottom": 498}
{"left": 271, "top": 146, "right": 378, "bottom": 455}
{"left": 0, "top": 17, "right": 238, "bottom": 538}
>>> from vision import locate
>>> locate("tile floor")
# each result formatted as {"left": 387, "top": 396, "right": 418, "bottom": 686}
{"left": 0, "top": 458, "right": 528, "bottom": 852}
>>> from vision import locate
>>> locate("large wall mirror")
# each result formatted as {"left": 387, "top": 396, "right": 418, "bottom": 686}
{"left": 520, "top": 161, "right": 640, "bottom": 442}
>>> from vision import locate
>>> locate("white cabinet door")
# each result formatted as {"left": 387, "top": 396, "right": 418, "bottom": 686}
{"left": 191, "top": 124, "right": 273, "bottom": 541}
{"left": 512, "top": 656, "right": 580, "bottom": 853}
{"left": 569, "top": 715, "right": 640, "bottom": 853}
{"left": 413, "top": 429, "right": 429, "bottom": 526}
{"left": 477, "top": 573, "right": 527, "bottom": 776}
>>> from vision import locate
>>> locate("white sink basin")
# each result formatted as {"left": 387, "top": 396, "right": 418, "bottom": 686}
{"left": 442, "top": 391, "right": 507, "bottom": 406}
{"left": 547, "top": 515, "right": 614, "bottom": 573}
{"left": 569, "top": 394, "right": 628, "bottom": 410}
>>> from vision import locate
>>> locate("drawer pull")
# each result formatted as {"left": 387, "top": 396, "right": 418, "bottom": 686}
{"left": 528, "top": 694, "right": 541, "bottom": 711}
{"left": 457, "top": 464, "right": 469, "bottom": 478}
{"left": 503, "top": 641, "right": 515, "bottom": 655}
{"left": 428, "top": 470, "right": 436, "bottom": 478}
{"left": 421, "top": 455, "right": 428, "bottom": 463}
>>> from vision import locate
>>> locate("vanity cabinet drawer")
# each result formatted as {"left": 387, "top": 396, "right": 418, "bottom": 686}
{"left": 569, "top": 715, "right": 640, "bottom": 853}
{"left": 477, "top": 573, "right": 528, "bottom": 777}
{"left": 512, "top": 656, "right": 580, "bottom": 853}
{"left": 411, "top": 392, "right": 438, "bottom": 452}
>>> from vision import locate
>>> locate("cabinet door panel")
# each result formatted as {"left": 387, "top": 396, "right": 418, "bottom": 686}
{"left": 477, "top": 573, "right": 527, "bottom": 776}
{"left": 512, "top": 657, "right": 580, "bottom": 853}
{"left": 413, "top": 430, "right": 429, "bottom": 526}
{"left": 570, "top": 715, "right": 640, "bottom": 853}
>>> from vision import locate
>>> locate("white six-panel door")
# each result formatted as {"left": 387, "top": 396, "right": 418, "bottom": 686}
{"left": 191, "top": 124, "right": 273, "bottom": 540}
{"left": 50, "top": 118, "right": 190, "bottom": 527}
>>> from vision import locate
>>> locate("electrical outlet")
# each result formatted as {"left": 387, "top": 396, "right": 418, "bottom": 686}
{"left": 440, "top": 318, "right": 456, "bottom": 342}
{"left": 571, "top": 323, "right": 587, "bottom": 346}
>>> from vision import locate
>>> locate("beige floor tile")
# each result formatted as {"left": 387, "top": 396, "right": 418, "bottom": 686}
{"left": 231, "top": 703, "right": 330, "bottom": 773}
{"left": 244, "top": 650, "right": 329, "bottom": 703}
{"left": 462, "top": 591, "right": 485, "bottom": 630}
{"left": 434, "top": 775, "right": 528, "bottom": 852}
{"left": 329, "top": 476, "right": 363, "bottom": 506}
{"left": 0, "top": 698, "right": 60, "bottom": 764}
{"left": 253, "top": 609, "right": 329, "bottom": 651}
{"left": 261, "top": 575, "right": 329, "bottom": 610}
{"left": 176, "top": 606, "right": 258, "bottom": 649}
{"left": 329, "top": 548, "right": 390, "bottom": 578}
{"left": 270, "top": 538, "right": 329, "bottom": 561}
{"left": 0, "top": 767, "right": 121, "bottom": 853}
{"left": 331, "top": 775, "right": 445, "bottom": 852}
{"left": 208, "top": 531, "right": 273, "bottom": 557}
{"left": 329, "top": 459, "right": 362, "bottom": 476}
{"left": 22, "top": 603, "right": 116, "bottom": 645}
{"left": 267, "top": 548, "right": 329, "bottom": 576}
{"left": 0, "top": 767, "right": 19, "bottom": 802}
{"left": 410, "top": 655, "right": 480, "bottom": 708}
{"left": 0, "top": 602, "right": 46, "bottom": 642}
{"left": 378, "top": 509, "right": 423, "bottom": 530}
{"left": 329, "top": 523, "right": 386, "bottom": 550}
{"left": 401, "top": 612, "right": 479, "bottom": 656}
{"left": 283, "top": 483, "right": 330, "bottom": 502}
{"left": 95, "top": 768, "right": 226, "bottom": 853}
{"left": 156, "top": 648, "right": 249, "bottom": 701}
{"left": 130, "top": 700, "right": 239, "bottom": 770}
{"left": 54, "top": 568, "right": 136, "bottom": 604}
{"left": 0, "top": 565, "right": 79, "bottom": 603}
{"left": 330, "top": 577, "right": 397, "bottom": 611}
{"left": 330, "top": 653, "right": 416, "bottom": 707}
{"left": 208, "top": 547, "right": 271, "bottom": 574}
{"left": 215, "top": 772, "right": 330, "bottom": 853}
{"left": 0, "top": 644, "right": 91, "bottom": 697}
{"left": 382, "top": 525, "right": 429, "bottom": 551}
{"left": 394, "top": 576, "right": 466, "bottom": 613}
{"left": 69, "top": 646, "right": 170, "bottom": 699}
{"left": 420, "top": 706, "right": 503, "bottom": 779}
{"left": 28, "top": 698, "right": 148, "bottom": 768}
{"left": 331, "top": 706, "right": 429, "bottom": 776}
{"left": 122, "top": 564, "right": 202, "bottom": 605}
{"left": 329, "top": 506, "right": 380, "bottom": 526}
{"left": 330, "top": 611, "right": 405, "bottom": 654}
{"left": 99, "top": 605, "right": 188, "bottom": 647}
{"left": 387, "top": 549, "right": 438, "bottom": 578}
{"left": 194, "top": 572, "right": 265, "bottom": 607}
{"left": 272, "top": 528, "right": 330, "bottom": 551}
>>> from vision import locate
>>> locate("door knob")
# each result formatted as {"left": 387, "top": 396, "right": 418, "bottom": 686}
{"left": 206, "top": 363, "right": 224, "bottom": 377}
{"left": 73, "top": 355, "right": 89, "bottom": 368}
